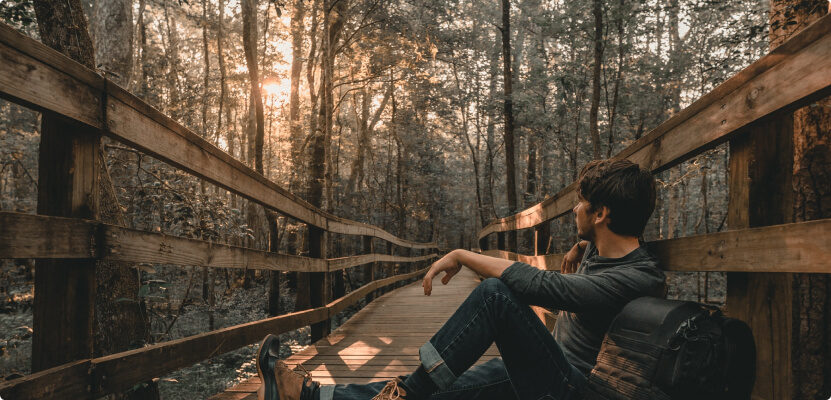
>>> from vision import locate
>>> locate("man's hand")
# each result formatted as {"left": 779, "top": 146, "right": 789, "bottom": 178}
{"left": 423, "top": 251, "right": 462, "bottom": 296}
{"left": 561, "top": 241, "right": 587, "bottom": 274}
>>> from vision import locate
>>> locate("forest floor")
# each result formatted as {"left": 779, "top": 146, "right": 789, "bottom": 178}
{"left": 0, "top": 262, "right": 723, "bottom": 399}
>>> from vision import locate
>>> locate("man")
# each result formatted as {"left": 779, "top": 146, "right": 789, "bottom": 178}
{"left": 256, "top": 159, "right": 666, "bottom": 400}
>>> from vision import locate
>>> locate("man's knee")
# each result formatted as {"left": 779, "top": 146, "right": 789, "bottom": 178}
{"left": 475, "top": 278, "right": 512, "bottom": 297}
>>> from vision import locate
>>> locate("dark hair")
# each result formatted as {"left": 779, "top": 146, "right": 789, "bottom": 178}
{"left": 578, "top": 159, "right": 656, "bottom": 237}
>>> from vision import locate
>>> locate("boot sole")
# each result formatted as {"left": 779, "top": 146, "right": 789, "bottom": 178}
{"left": 257, "top": 334, "right": 281, "bottom": 400}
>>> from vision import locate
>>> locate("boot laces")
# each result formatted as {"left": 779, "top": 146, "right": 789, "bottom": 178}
{"left": 294, "top": 363, "right": 313, "bottom": 381}
{"left": 372, "top": 379, "right": 404, "bottom": 400}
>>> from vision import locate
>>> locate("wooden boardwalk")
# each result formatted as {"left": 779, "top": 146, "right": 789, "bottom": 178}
{"left": 212, "top": 269, "right": 499, "bottom": 399}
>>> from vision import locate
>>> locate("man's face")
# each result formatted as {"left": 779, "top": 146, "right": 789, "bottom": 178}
{"left": 573, "top": 197, "right": 595, "bottom": 242}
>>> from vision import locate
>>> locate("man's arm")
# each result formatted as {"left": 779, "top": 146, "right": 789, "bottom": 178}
{"left": 422, "top": 249, "right": 515, "bottom": 296}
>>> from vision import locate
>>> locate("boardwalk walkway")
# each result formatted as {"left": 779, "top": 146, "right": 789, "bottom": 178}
{"left": 212, "top": 269, "right": 499, "bottom": 399}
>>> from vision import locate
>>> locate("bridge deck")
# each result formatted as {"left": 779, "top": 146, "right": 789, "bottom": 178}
{"left": 211, "top": 269, "right": 499, "bottom": 399}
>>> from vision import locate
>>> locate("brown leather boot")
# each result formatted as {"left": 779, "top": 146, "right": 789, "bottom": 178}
{"left": 257, "top": 334, "right": 318, "bottom": 400}
{"left": 371, "top": 378, "right": 409, "bottom": 400}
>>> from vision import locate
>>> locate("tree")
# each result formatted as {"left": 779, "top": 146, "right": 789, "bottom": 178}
{"left": 500, "top": 0, "right": 518, "bottom": 252}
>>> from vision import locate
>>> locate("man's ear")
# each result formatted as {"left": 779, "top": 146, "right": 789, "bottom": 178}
{"left": 593, "top": 205, "right": 611, "bottom": 225}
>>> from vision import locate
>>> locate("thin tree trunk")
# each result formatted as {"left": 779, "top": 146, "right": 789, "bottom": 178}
{"left": 588, "top": 0, "right": 603, "bottom": 160}
{"left": 500, "top": 0, "right": 518, "bottom": 252}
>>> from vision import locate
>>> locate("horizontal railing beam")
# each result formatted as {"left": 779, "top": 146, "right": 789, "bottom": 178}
{"left": 0, "top": 266, "right": 430, "bottom": 399}
{"left": 479, "top": 12, "right": 831, "bottom": 240}
{"left": 0, "top": 212, "right": 436, "bottom": 272}
{"left": 483, "top": 219, "right": 831, "bottom": 273}
{"left": 0, "top": 22, "right": 435, "bottom": 250}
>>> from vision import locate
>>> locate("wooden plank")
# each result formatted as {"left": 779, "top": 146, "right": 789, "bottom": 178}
{"left": 0, "top": 360, "right": 91, "bottom": 400}
{"left": 0, "top": 212, "right": 435, "bottom": 273}
{"left": 725, "top": 113, "right": 795, "bottom": 399}
{"left": 327, "top": 253, "right": 437, "bottom": 271}
{"left": 90, "top": 307, "right": 329, "bottom": 396}
{"left": 33, "top": 111, "right": 100, "bottom": 372}
{"left": 0, "top": 213, "right": 97, "bottom": 259}
{"left": 101, "top": 224, "right": 326, "bottom": 272}
{"left": 0, "top": 23, "right": 103, "bottom": 128}
{"left": 478, "top": 12, "right": 831, "bottom": 240}
{"left": 309, "top": 226, "right": 330, "bottom": 342}
{"left": 484, "top": 219, "right": 831, "bottom": 273}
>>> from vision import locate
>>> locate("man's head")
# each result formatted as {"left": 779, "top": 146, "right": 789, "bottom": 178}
{"left": 574, "top": 160, "right": 656, "bottom": 240}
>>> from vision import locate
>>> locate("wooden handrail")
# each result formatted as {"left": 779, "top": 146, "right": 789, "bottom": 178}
{"left": 0, "top": 22, "right": 434, "bottom": 250}
{"left": 482, "top": 219, "right": 831, "bottom": 273}
{"left": 0, "top": 266, "right": 431, "bottom": 399}
{"left": 0, "top": 212, "right": 437, "bottom": 272}
{"left": 478, "top": 12, "right": 831, "bottom": 240}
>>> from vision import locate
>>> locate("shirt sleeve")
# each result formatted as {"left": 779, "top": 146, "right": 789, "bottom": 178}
{"left": 499, "top": 261, "right": 666, "bottom": 313}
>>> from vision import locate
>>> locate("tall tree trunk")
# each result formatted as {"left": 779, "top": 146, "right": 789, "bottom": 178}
{"left": 201, "top": 0, "right": 211, "bottom": 138}
{"left": 606, "top": 0, "right": 624, "bottom": 159}
{"left": 776, "top": 2, "right": 831, "bottom": 398}
{"left": 289, "top": 0, "right": 306, "bottom": 189}
{"left": 588, "top": 0, "right": 603, "bottom": 160}
{"left": 94, "top": 0, "right": 132, "bottom": 83}
{"left": 217, "top": 0, "right": 228, "bottom": 146}
{"left": 242, "top": 0, "right": 265, "bottom": 174}
{"left": 500, "top": 0, "right": 518, "bottom": 252}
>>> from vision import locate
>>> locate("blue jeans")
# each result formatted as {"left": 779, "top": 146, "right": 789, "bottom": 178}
{"left": 320, "top": 278, "right": 586, "bottom": 400}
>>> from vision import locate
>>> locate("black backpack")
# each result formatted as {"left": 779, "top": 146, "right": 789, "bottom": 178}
{"left": 580, "top": 297, "right": 756, "bottom": 400}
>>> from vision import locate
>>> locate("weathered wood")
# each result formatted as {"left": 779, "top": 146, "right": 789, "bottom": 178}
{"left": 0, "top": 213, "right": 97, "bottom": 259}
{"left": 0, "top": 23, "right": 103, "bottom": 127}
{"left": 0, "top": 212, "right": 436, "bottom": 273}
{"left": 478, "top": 12, "right": 831, "bottom": 240}
{"left": 362, "top": 236, "right": 375, "bottom": 302}
{"left": 484, "top": 219, "right": 831, "bottom": 273}
{"left": 327, "top": 254, "right": 438, "bottom": 271}
{"left": 0, "top": 360, "right": 91, "bottom": 400}
{"left": 212, "top": 269, "right": 495, "bottom": 397}
{"left": 534, "top": 223, "right": 550, "bottom": 256}
{"left": 726, "top": 116, "right": 795, "bottom": 399}
{"left": 91, "top": 307, "right": 329, "bottom": 396}
{"left": 33, "top": 114, "right": 99, "bottom": 372}
{"left": 309, "top": 226, "right": 330, "bottom": 342}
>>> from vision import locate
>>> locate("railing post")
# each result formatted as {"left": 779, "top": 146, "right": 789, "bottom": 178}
{"left": 308, "top": 225, "right": 330, "bottom": 342}
{"left": 479, "top": 235, "right": 489, "bottom": 252}
{"left": 726, "top": 118, "right": 794, "bottom": 399}
{"left": 362, "top": 235, "right": 375, "bottom": 303}
{"left": 534, "top": 223, "right": 550, "bottom": 256}
{"left": 32, "top": 120, "right": 99, "bottom": 371}
{"left": 385, "top": 241, "right": 394, "bottom": 293}
{"left": 497, "top": 232, "right": 506, "bottom": 251}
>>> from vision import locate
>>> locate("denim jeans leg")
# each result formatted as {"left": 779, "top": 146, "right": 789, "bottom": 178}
{"left": 321, "top": 358, "right": 514, "bottom": 400}
{"left": 418, "top": 278, "right": 585, "bottom": 400}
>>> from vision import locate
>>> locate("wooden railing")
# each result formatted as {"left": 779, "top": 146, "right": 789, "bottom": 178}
{"left": 0, "top": 20, "right": 438, "bottom": 399}
{"left": 478, "top": 12, "right": 831, "bottom": 400}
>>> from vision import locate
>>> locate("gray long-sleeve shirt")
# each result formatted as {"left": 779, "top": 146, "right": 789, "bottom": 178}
{"left": 499, "top": 242, "right": 666, "bottom": 375}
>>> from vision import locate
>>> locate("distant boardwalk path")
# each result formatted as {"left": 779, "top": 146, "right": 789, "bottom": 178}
{"left": 211, "top": 269, "right": 499, "bottom": 399}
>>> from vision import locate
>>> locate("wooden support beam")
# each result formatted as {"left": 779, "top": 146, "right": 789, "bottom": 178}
{"left": 0, "top": 360, "right": 91, "bottom": 400}
{"left": 483, "top": 219, "right": 831, "bottom": 274}
{"left": 362, "top": 236, "right": 375, "bottom": 303}
{"left": 309, "top": 226, "right": 330, "bottom": 342}
{"left": 32, "top": 117, "right": 99, "bottom": 372}
{"left": 726, "top": 115, "right": 795, "bottom": 398}
{"left": 534, "top": 223, "right": 550, "bottom": 256}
